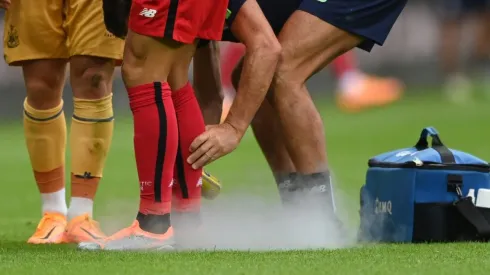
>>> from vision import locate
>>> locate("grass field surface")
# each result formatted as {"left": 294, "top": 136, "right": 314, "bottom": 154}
{"left": 0, "top": 92, "right": 490, "bottom": 274}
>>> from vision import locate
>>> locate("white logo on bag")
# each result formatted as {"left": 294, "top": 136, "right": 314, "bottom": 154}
{"left": 395, "top": 151, "right": 412, "bottom": 157}
{"left": 374, "top": 198, "right": 392, "bottom": 215}
{"left": 396, "top": 151, "right": 419, "bottom": 158}
{"left": 140, "top": 8, "right": 157, "bottom": 18}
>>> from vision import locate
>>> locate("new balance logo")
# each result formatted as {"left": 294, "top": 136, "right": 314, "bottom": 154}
{"left": 139, "top": 8, "right": 157, "bottom": 18}
{"left": 309, "top": 185, "right": 328, "bottom": 193}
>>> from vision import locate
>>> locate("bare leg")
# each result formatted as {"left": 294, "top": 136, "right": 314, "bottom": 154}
{"left": 271, "top": 10, "right": 361, "bottom": 174}
{"left": 231, "top": 58, "right": 296, "bottom": 179}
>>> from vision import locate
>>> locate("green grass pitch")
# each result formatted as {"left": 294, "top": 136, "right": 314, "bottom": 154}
{"left": 1, "top": 92, "right": 490, "bottom": 274}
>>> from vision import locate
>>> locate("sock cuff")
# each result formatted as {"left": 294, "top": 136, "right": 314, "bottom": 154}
{"left": 172, "top": 82, "right": 196, "bottom": 109}
{"left": 128, "top": 82, "right": 171, "bottom": 111}
{"left": 172, "top": 82, "right": 192, "bottom": 96}
{"left": 73, "top": 94, "right": 114, "bottom": 122}
{"left": 23, "top": 98, "right": 64, "bottom": 122}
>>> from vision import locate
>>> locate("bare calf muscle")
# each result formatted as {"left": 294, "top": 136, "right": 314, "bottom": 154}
{"left": 271, "top": 11, "right": 362, "bottom": 173}
{"left": 230, "top": 58, "right": 295, "bottom": 175}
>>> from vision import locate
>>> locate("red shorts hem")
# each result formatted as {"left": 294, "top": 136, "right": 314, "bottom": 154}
{"left": 128, "top": 0, "right": 227, "bottom": 44}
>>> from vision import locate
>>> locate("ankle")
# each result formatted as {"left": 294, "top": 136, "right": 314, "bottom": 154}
{"left": 68, "top": 197, "right": 94, "bottom": 220}
{"left": 136, "top": 212, "right": 171, "bottom": 234}
{"left": 41, "top": 188, "right": 68, "bottom": 216}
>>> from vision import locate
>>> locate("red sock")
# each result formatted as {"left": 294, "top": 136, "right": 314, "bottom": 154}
{"left": 128, "top": 82, "right": 178, "bottom": 216}
{"left": 171, "top": 82, "right": 205, "bottom": 213}
{"left": 331, "top": 51, "right": 358, "bottom": 79}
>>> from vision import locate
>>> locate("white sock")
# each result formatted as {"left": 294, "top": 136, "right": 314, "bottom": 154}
{"left": 68, "top": 197, "right": 94, "bottom": 220}
{"left": 338, "top": 70, "right": 363, "bottom": 95}
{"left": 41, "top": 188, "right": 67, "bottom": 216}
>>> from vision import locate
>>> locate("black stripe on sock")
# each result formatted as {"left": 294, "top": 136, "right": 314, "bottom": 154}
{"left": 153, "top": 82, "right": 167, "bottom": 202}
{"left": 175, "top": 146, "right": 189, "bottom": 198}
{"left": 24, "top": 108, "right": 63, "bottom": 122}
{"left": 163, "top": 0, "right": 179, "bottom": 39}
{"left": 72, "top": 115, "right": 114, "bottom": 123}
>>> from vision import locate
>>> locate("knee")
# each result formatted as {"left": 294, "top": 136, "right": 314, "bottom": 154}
{"left": 71, "top": 59, "right": 114, "bottom": 120}
{"left": 121, "top": 52, "right": 144, "bottom": 87}
{"left": 267, "top": 49, "right": 308, "bottom": 107}
{"left": 121, "top": 32, "right": 153, "bottom": 86}
{"left": 25, "top": 76, "right": 64, "bottom": 110}
{"left": 272, "top": 48, "right": 302, "bottom": 89}
{"left": 70, "top": 56, "right": 115, "bottom": 99}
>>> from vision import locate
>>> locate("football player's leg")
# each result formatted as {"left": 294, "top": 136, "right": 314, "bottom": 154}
{"left": 65, "top": 57, "right": 115, "bottom": 242}
{"left": 63, "top": 0, "right": 124, "bottom": 243}
{"left": 270, "top": 11, "right": 361, "bottom": 211}
{"left": 81, "top": 0, "right": 218, "bottom": 249}
{"left": 97, "top": 30, "right": 180, "bottom": 251}
{"left": 230, "top": 58, "right": 297, "bottom": 203}
{"left": 4, "top": 0, "right": 70, "bottom": 244}
{"left": 167, "top": 42, "right": 207, "bottom": 233}
{"left": 22, "top": 60, "right": 69, "bottom": 244}
{"left": 270, "top": 0, "right": 406, "bottom": 211}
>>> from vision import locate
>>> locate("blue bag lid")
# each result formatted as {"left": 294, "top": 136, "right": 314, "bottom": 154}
{"left": 369, "top": 127, "right": 490, "bottom": 167}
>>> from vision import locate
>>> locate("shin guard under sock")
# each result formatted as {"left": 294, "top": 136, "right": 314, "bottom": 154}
{"left": 128, "top": 82, "right": 178, "bottom": 218}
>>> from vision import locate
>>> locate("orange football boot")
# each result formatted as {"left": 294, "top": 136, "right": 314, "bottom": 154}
{"left": 336, "top": 74, "right": 404, "bottom": 113}
{"left": 64, "top": 214, "right": 106, "bottom": 244}
{"left": 78, "top": 220, "right": 175, "bottom": 251}
{"left": 27, "top": 212, "right": 67, "bottom": 244}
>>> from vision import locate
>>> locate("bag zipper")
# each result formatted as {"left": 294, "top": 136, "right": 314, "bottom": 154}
{"left": 368, "top": 160, "right": 490, "bottom": 173}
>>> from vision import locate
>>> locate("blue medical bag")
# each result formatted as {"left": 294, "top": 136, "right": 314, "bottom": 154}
{"left": 359, "top": 127, "right": 490, "bottom": 242}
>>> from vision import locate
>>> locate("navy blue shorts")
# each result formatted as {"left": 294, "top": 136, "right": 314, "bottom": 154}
{"left": 220, "top": 0, "right": 407, "bottom": 52}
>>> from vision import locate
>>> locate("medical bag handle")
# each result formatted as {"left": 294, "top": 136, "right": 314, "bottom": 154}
{"left": 415, "top": 127, "right": 455, "bottom": 164}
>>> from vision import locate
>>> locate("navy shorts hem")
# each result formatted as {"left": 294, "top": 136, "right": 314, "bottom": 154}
{"left": 297, "top": 0, "right": 407, "bottom": 52}
{"left": 296, "top": 8, "right": 377, "bottom": 52}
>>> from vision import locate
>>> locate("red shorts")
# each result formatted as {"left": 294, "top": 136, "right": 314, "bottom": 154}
{"left": 128, "top": 0, "right": 229, "bottom": 44}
